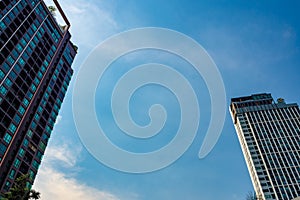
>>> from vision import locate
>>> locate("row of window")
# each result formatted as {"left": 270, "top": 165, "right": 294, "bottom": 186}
{"left": 236, "top": 111, "right": 300, "bottom": 199}
{"left": 0, "top": 0, "right": 26, "bottom": 28}
{"left": 6, "top": 45, "right": 74, "bottom": 187}
{"left": 0, "top": 18, "right": 43, "bottom": 90}
{"left": 34, "top": 3, "right": 47, "bottom": 19}
{"left": 0, "top": 37, "right": 57, "bottom": 160}
{"left": 44, "top": 18, "right": 62, "bottom": 43}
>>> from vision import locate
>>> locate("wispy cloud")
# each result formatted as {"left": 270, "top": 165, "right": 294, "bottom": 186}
{"left": 40, "top": 142, "right": 80, "bottom": 168}
{"left": 54, "top": 115, "right": 62, "bottom": 126}
{"left": 33, "top": 142, "right": 119, "bottom": 200}
{"left": 44, "top": 0, "right": 119, "bottom": 48}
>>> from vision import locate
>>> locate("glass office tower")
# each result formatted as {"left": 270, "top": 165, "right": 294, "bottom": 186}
{"left": 0, "top": 0, "right": 77, "bottom": 194}
{"left": 230, "top": 93, "right": 300, "bottom": 200}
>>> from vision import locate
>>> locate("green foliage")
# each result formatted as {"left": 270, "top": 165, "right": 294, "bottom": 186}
{"left": 48, "top": 6, "right": 56, "bottom": 16}
{"left": 2, "top": 174, "right": 40, "bottom": 200}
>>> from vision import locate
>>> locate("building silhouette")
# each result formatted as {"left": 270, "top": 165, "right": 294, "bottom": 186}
{"left": 230, "top": 93, "right": 300, "bottom": 200}
{"left": 0, "top": 0, "right": 76, "bottom": 194}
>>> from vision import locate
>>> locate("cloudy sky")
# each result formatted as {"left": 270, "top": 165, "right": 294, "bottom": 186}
{"left": 34, "top": 0, "right": 300, "bottom": 199}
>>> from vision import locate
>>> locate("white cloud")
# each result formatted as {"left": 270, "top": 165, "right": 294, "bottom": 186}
{"left": 43, "top": 0, "right": 119, "bottom": 48}
{"left": 54, "top": 115, "right": 62, "bottom": 126}
{"left": 34, "top": 167, "right": 119, "bottom": 200}
{"left": 33, "top": 142, "right": 119, "bottom": 200}
{"left": 41, "top": 142, "right": 80, "bottom": 168}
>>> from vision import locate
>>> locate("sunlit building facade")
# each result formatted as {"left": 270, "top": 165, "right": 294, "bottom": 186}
{"left": 0, "top": 0, "right": 76, "bottom": 194}
{"left": 230, "top": 93, "right": 300, "bottom": 200}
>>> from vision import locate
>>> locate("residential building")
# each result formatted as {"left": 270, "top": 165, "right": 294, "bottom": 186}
{"left": 230, "top": 93, "right": 300, "bottom": 200}
{"left": 0, "top": 0, "right": 76, "bottom": 194}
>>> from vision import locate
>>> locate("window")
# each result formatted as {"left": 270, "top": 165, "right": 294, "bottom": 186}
{"left": 40, "top": 27, "right": 45, "bottom": 34}
{"left": 51, "top": 111, "right": 57, "bottom": 119}
{"left": 8, "top": 71, "right": 17, "bottom": 80}
{"left": 19, "top": 148, "right": 25, "bottom": 157}
{"left": 57, "top": 99, "right": 62, "bottom": 106}
{"left": 29, "top": 170, "right": 35, "bottom": 180}
{"left": 4, "top": 133, "right": 12, "bottom": 144}
{"left": 47, "top": 86, "right": 51, "bottom": 93}
{"left": 23, "top": 98, "right": 29, "bottom": 107}
{"left": 18, "top": 57, "right": 25, "bottom": 66}
{"left": 33, "top": 36, "right": 39, "bottom": 44}
{"left": 34, "top": 113, "right": 40, "bottom": 121}
{"left": 38, "top": 104, "right": 45, "bottom": 113}
{"left": 4, "top": 181, "right": 10, "bottom": 191}
{"left": 8, "top": 169, "right": 15, "bottom": 179}
{"left": 34, "top": 78, "right": 40, "bottom": 85}
{"left": 49, "top": 118, "right": 55, "bottom": 127}
{"left": 0, "top": 70, "right": 5, "bottom": 81}
{"left": 16, "top": 44, "right": 23, "bottom": 52}
{"left": 11, "top": 49, "right": 18, "bottom": 59}
{"left": 39, "top": 142, "right": 46, "bottom": 151}
{"left": 26, "top": 91, "right": 33, "bottom": 100}
{"left": 32, "top": 160, "right": 39, "bottom": 170}
{"left": 41, "top": 66, "right": 46, "bottom": 73}
{"left": 43, "top": 60, "right": 49, "bottom": 66}
{"left": 31, "top": 122, "right": 37, "bottom": 130}
{"left": 0, "top": 85, "right": 8, "bottom": 95}
{"left": 2, "top": 63, "right": 10, "bottom": 72}
{"left": 41, "top": 99, "right": 46, "bottom": 106}
{"left": 0, "top": 143, "right": 7, "bottom": 155}
{"left": 18, "top": 106, "right": 25, "bottom": 115}
{"left": 37, "top": 72, "right": 43, "bottom": 79}
{"left": 4, "top": 78, "right": 12, "bottom": 88}
{"left": 3, "top": 16, "right": 10, "bottom": 25}
{"left": 54, "top": 104, "right": 59, "bottom": 112}
{"left": 44, "top": 92, "right": 49, "bottom": 99}
{"left": 30, "top": 41, "right": 36, "bottom": 49}
{"left": 36, "top": 151, "right": 43, "bottom": 160}
{"left": 32, "top": 24, "right": 37, "bottom": 31}
{"left": 37, "top": 31, "right": 42, "bottom": 39}
{"left": 8, "top": 123, "right": 17, "bottom": 134}
{"left": 7, "top": 56, "right": 14, "bottom": 65}
{"left": 22, "top": 52, "right": 29, "bottom": 61}
{"left": 45, "top": 126, "right": 51, "bottom": 134}
{"left": 0, "top": 21, "right": 6, "bottom": 29}
{"left": 27, "top": 46, "right": 33, "bottom": 55}
{"left": 8, "top": 10, "right": 15, "bottom": 20}
{"left": 20, "top": 38, "right": 26, "bottom": 47}
{"left": 12, "top": 6, "right": 19, "bottom": 15}
{"left": 27, "top": 130, "right": 33, "bottom": 138}
{"left": 42, "top": 133, "right": 49, "bottom": 141}
{"left": 14, "top": 64, "right": 21, "bottom": 73}
{"left": 13, "top": 114, "right": 21, "bottom": 124}
{"left": 14, "top": 158, "right": 21, "bottom": 168}
{"left": 27, "top": 29, "right": 33, "bottom": 38}
{"left": 23, "top": 139, "right": 29, "bottom": 147}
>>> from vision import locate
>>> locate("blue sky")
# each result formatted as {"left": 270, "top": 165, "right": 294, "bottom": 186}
{"left": 34, "top": 0, "right": 300, "bottom": 199}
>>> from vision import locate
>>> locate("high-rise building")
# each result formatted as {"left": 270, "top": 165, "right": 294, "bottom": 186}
{"left": 0, "top": 0, "right": 76, "bottom": 194}
{"left": 230, "top": 93, "right": 300, "bottom": 200}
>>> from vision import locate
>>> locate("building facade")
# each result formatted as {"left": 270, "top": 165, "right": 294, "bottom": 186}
{"left": 0, "top": 0, "right": 76, "bottom": 194}
{"left": 230, "top": 93, "right": 300, "bottom": 200}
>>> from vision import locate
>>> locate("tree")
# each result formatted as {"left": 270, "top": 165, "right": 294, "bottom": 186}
{"left": 2, "top": 174, "right": 40, "bottom": 200}
{"left": 48, "top": 6, "right": 56, "bottom": 16}
{"left": 246, "top": 191, "right": 263, "bottom": 200}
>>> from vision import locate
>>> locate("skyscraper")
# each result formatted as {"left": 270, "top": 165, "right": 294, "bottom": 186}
{"left": 230, "top": 93, "right": 300, "bottom": 200}
{"left": 0, "top": 0, "right": 76, "bottom": 194}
